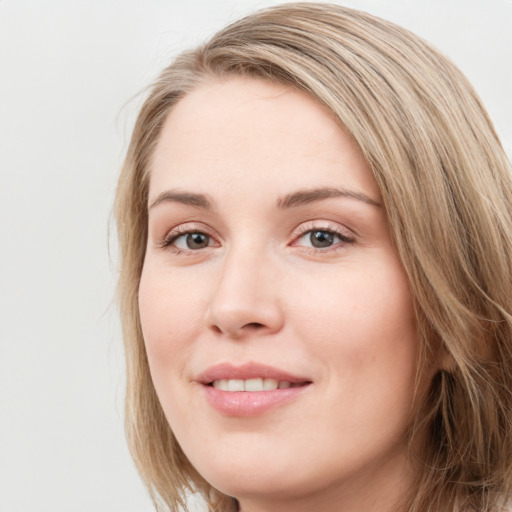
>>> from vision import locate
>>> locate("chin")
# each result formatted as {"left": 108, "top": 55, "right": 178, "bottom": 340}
{"left": 189, "top": 443, "right": 333, "bottom": 504}
{"left": 205, "top": 467, "right": 310, "bottom": 503}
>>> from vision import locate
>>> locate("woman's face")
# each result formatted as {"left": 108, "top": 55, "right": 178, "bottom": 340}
{"left": 139, "top": 77, "right": 422, "bottom": 511}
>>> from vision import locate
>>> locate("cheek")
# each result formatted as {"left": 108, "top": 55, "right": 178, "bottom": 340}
{"left": 292, "top": 266, "right": 419, "bottom": 452}
{"left": 291, "top": 261, "right": 416, "bottom": 346}
{"left": 289, "top": 260, "right": 419, "bottom": 399}
{"left": 138, "top": 264, "right": 200, "bottom": 377}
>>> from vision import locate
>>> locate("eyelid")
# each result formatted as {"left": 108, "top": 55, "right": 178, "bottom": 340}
{"left": 291, "top": 220, "right": 355, "bottom": 240}
{"left": 155, "top": 220, "right": 356, "bottom": 254}
{"left": 289, "top": 221, "right": 356, "bottom": 251}
{"left": 158, "top": 222, "right": 220, "bottom": 251}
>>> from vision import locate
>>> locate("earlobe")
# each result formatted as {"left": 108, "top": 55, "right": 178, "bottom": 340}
{"left": 439, "top": 345, "right": 456, "bottom": 373}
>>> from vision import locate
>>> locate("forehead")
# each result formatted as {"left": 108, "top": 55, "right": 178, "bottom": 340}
{"left": 149, "top": 77, "right": 380, "bottom": 200}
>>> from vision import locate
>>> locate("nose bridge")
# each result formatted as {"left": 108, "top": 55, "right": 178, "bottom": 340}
{"left": 206, "top": 237, "right": 283, "bottom": 338}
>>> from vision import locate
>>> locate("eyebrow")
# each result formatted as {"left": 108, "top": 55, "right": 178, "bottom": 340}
{"left": 276, "top": 187, "right": 382, "bottom": 209}
{"left": 149, "top": 190, "right": 213, "bottom": 210}
{"left": 148, "top": 186, "right": 382, "bottom": 211}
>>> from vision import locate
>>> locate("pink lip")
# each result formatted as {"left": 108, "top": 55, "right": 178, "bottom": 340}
{"left": 196, "top": 362, "right": 312, "bottom": 417}
{"left": 197, "top": 362, "right": 310, "bottom": 384}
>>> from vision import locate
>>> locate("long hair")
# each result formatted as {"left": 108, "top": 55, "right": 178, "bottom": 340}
{"left": 115, "top": 4, "right": 512, "bottom": 511}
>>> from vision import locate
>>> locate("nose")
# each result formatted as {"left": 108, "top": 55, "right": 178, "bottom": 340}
{"left": 205, "top": 246, "right": 284, "bottom": 339}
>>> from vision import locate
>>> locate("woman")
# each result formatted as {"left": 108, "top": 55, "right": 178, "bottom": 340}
{"left": 114, "top": 3, "right": 512, "bottom": 511}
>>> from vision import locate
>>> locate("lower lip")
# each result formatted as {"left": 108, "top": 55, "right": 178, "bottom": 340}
{"left": 203, "top": 385, "right": 310, "bottom": 417}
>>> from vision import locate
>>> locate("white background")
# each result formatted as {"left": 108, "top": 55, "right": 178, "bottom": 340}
{"left": 0, "top": 1, "right": 510, "bottom": 511}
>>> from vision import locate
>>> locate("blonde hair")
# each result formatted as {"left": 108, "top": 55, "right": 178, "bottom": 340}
{"left": 115, "top": 3, "right": 512, "bottom": 511}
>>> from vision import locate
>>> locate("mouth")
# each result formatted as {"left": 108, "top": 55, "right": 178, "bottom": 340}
{"left": 197, "top": 363, "right": 312, "bottom": 417}
{"left": 209, "top": 378, "right": 306, "bottom": 392}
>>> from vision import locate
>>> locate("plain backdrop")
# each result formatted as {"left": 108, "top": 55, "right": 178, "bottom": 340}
{"left": 0, "top": 1, "right": 510, "bottom": 511}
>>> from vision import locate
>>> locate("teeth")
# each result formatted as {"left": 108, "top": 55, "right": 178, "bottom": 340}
{"left": 245, "top": 378, "right": 264, "bottom": 391}
{"left": 227, "top": 379, "right": 244, "bottom": 392}
{"left": 211, "top": 378, "right": 294, "bottom": 392}
{"left": 212, "top": 379, "right": 227, "bottom": 390}
{"left": 262, "top": 378, "right": 278, "bottom": 391}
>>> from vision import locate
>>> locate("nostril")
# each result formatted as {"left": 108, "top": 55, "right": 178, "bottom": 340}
{"left": 244, "top": 322, "right": 265, "bottom": 330}
{"left": 209, "top": 322, "right": 265, "bottom": 337}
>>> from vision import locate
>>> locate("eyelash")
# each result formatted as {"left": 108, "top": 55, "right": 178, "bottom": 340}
{"left": 291, "top": 223, "right": 355, "bottom": 254}
{"left": 158, "top": 222, "right": 356, "bottom": 255}
{"left": 158, "top": 224, "right": 216, "bottom": 255}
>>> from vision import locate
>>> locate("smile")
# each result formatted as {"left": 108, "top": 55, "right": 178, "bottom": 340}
{"left": 211, "top": 378, "right": 303, "bottom": 391}
{"left": 197, "top": 363, "right": 312, "bottom": 416}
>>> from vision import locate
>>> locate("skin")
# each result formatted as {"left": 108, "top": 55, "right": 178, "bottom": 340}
{"left": 139, "top": 77, "right": 426, "bottom": 512}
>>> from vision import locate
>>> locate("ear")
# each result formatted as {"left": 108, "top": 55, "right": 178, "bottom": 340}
{"left": 438, "top": 343, "right": 456, "bottom": 372}
{"left": 427, "top": 325, "right": 456, "bottom": 373}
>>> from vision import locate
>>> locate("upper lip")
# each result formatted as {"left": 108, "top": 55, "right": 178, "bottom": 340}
{"left": 196, "top": 362, "right": 311, "bottom": 385}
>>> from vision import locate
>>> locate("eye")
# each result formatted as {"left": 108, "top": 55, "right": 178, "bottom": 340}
{"left": 174, "top": 232, "right": 211, "bottom": 250}
{"left": 305, "top": 230, "right": 340, "bottom": 248}
{"left": 160, "top": 226, "right": 218, "bottom": 253}
{"left": 292, "top": 225, "right": 355, "bottom": 251}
